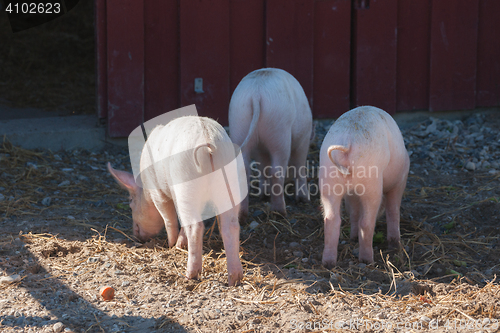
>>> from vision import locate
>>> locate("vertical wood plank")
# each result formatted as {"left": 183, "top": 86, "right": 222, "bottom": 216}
{"left": 266, "top": 0, "right": 314, "bottom": 105}
{"left": 106, "top": 0, "right": 144, "bottom": 137}
{"left": 95, "top": 0, "right": 107, "bottom": 119}
{"left": 229, "top": 0, "right": 265, "bottom": 95}
{"left": 180, "top": 0, "right": 230, "bottom": 125}
{"left": 429, "top": 0, "right": 479, "bottom": 111}
{"left": 313, "top": 0, "right": 351, "bottom": 118}
{"left": 476, "top": 0, "right": 500, "bottom": 107}
{"left": 144, "top": 0, "right": 179, "bottom": 122}
{"left": 352, "top": 0, "right": 398, "bottom": 114}
{"left": 396, "top": 0, "right": 431, "bottom": 111}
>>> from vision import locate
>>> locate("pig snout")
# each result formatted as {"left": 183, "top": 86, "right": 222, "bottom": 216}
{"left": 133, "top": 222, "right": 154, "bottom": 243}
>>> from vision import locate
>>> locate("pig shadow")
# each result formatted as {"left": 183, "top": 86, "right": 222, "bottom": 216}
{"left": 0, "top": 236, "right": 187, "bottom": 333}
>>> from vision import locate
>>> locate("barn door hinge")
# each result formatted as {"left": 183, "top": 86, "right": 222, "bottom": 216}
{"left": 354, "top": 0, "right": 370, "bottom": 10}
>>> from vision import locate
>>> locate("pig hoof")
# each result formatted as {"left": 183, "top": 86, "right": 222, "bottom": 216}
{"left": 175, "top": 237, "right": 188, "bottom": 250}
{"left": 388, "top": 238, "right": 401, "bottom": 250}
{"left": 358, "top": 257, "right": 374, "bottom": 265}
{"left": 186, "top": 269, "right": 201, "bottom": 280}
{"left": 270, "top": 207, "right": 287, "bottom": 218}
{"left": 295, "top": 193, "right": 310, "bottom": 203}
{"left": 228, "top": 271, "right": 243, "bottom": 287}
{"left": 322, "top": 260, "right": 337, "bottom": 270}
{"left": 238, "top": 211, "right": 248, "bottom": 224}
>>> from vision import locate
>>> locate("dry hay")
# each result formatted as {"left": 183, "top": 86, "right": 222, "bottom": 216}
{"left": 1, "top": 126, "right": 499, "bottom": 331}
{"left": 4, "top": 230, "right": 498, "bottom": 332}
{"left": 0, "top": 0, "right": 95, "bottom": 114}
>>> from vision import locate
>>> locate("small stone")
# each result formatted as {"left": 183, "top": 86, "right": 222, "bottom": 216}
{"left": 249, "top": 221, "right": 259, "bottom": 230}
{"left": 292, "top": 251, "right": 303, "bottom": 257}
{"left": 489, "top": 169, "right": 499, "bottom": 175}
{"left": 0, "top": 274, "right": 21, "bottom": 284}
{"left": 27, "top": 162, "right": 38, "bottom": 169}
{"left": 358, "top": 263, "right": 366, "bottom": 269}
{"left": 0, "top": 193, "right": 4, "bottom": 202}
{"left": 353, "top": 248, "right": 359, "bottom": 256}
{"left": 66, "top": 215, "right": 75, "bottom": 220}
{"left": 418, "top": 235, "right": 432, "bottom": 243}
{"left": 41, "top": 197, "right": 51, "bottom": 206}
{"left": 465, "top": 161, "right": 475, "bottom": 171}
{"left": 58, "top": 180, "right": 70, "bottom": 187}
{"left": 421, "top": 316, "right": 431, "bottom": 323}
{"left": 289, "top": 242, "right": 299, "bottom": 248}
{"left": 61, "top": 168, "right": 74, "bottom": 172}
{"left": 87, "top": 257, "right": 99, "bottom": 264}
{"left": 121, "top": 280, "right": 131, "bottom": 287}
{"left": 301, "top": 258, "right": 309, "bottom": 263}
{"left": 53, "top": 154, "right": 62, "bottom": 161}
{"left": 53, "top": 322, "right": 64, "bottom": 333}
{"left": 252, "top": 210, "right": 264, "bottom": 217}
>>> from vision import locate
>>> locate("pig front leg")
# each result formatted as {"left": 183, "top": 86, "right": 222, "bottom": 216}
{"left": 253, "top": 150, "right": 271, "bottom": 198}
{"left": 345, "top": 195, "right": 361, "bottom": 241}
{"left": 153, "top": 195, "right": 180, "bottom": 248}
{"left": 321, "top": 190, "right": 342, "bottom": 268}
{"left": 176, "top": 228, "right": 188, "bottom": 249}
{"left": 219, "top": 208, "right": 243, "bottom": 286}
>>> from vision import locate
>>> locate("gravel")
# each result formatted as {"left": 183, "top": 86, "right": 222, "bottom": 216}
{"left": 314, "top": 112, "right": 500, "bottom": 174}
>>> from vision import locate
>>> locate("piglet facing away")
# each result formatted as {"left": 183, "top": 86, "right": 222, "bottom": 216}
{"left": 319, "top": 106, "right": 410, "bottom": 267}
{"left": 108, "top": 116, "right": 245, "bottom": 286}
{"left": 229, "top": 68, "right": 314, "bottom": 218}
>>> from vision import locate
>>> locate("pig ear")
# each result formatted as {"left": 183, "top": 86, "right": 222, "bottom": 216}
{"left": 107, "top": 162, "right": 137, "bottom": 191}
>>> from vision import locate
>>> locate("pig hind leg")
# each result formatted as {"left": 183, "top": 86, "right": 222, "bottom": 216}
{"left": 239, "top": 149, "right": 252, "bottom": 222}
{"left": 253, "top": 149, "right": 271, "bottom": 198}
{"left": 384, "top": 179, "right": 407, "bottom": 250}
{"left": 219, "top": 207, "right": 243, "bottom": 286}
{"left": 321, "top": 191, "right": 342, "bottom": 268}
{"left": 289, "top": 139, "right": 310, "bottom": 203}
{"left": 175, "top": 194, "right": 205, "bottom": 280}
{"left": 357, "top": 183, "right": 383, "bottom": 264}
{"left": 268, "top": 150, "right": 289, "bottom": 216}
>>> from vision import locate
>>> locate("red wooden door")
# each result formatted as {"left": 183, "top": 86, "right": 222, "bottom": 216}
{"left": 476, "top": 0, "right": 500, "bottom": 107}
{"left": 144, "top": 0, "right": 179, "bottom": 122}
{"left": 180, "top": 0, "right": 230, "bottom": 124}
{"left": 396, "top": 0, "right": 432, "bottom": 111}
{"left": 106, "top": 0, "right": 145, "bottom": 137}
{"left": 229, "top": 0, "right": 266, "bottom": 95}
{"left": 351, "top": 0, "right": 398, "bottom": 114}
{"left": 429, "top": 0, "right": 479, "bottom": 111}
{"left": 266, "top": 0, "right": 315, "bottom": 105}
{"left": 96, "top": 0, "right": 500, "bottom": 137}
{"left": 313, "top": 0, "right": 351, "bottom": 119}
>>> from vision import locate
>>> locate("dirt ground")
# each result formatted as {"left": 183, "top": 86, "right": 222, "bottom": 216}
{"left": 1, "top": 113, "right": 500, "bottom": 332}
{"left": 1, "top": 1, "right": 500, "bottom": 332}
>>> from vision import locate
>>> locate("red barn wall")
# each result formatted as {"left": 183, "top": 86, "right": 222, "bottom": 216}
{"left": 96, "top": 0, "right": 500, "bottom": 137}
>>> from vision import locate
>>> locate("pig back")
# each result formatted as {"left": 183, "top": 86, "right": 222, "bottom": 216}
{"left": 229, "top": 68, "right": 312, "bottom": 148}
{"left": 138, "top": 116, "right": 236, "bottom": 194}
